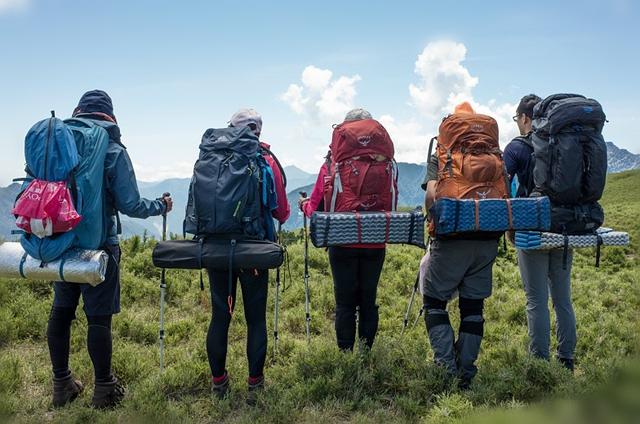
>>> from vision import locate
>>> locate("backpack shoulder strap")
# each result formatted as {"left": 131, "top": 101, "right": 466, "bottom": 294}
{"left": 514, "top": 133, "right": 534, "bottom": 150}
{"left": 259, "top": 145, "right": 286, "bottom": 188}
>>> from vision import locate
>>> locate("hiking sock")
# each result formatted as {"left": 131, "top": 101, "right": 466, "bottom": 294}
{"left": 86, "top": 315, "right": 113, "bottom": 383}
{"left": 47, "top": 307, "right": 76, "bottom": 379}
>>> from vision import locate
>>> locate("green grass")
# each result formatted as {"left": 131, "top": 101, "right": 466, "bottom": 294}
{"left": 1, "top": 170, "right": 639, "bottom": 423}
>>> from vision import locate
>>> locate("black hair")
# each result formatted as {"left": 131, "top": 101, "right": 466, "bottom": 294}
{"left": 516, "top": 94, "right": 542, "bottom": 119}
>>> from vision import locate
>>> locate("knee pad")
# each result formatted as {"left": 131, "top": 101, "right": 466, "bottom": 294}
{"left": 423, "top": 296, "right": 447, "bottom": 312}
{"left": 424, "top": 311, "right": 450, "bottom": 330}
{"left": 459, "top": 298, "right": 484, "bottom": 319}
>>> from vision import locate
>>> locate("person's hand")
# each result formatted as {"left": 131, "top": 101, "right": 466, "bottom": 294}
{"left": 162, "top": 194, "right": 173, "bottom": 213}
{"left": 298, "top": 196, "right": 309, "bottom": 212}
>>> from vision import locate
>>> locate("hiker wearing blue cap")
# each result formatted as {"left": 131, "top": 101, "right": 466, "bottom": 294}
{"left": 504, "top": 94, "right": 576, "bottom": 372}
{"left": 46, "top": 90, "right": 173, "bottom": 408}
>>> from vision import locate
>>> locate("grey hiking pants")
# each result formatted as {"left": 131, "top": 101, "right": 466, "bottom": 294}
{"left": 422, "top": 238, "right": 498, "bottom": 382}
{"left": 517, "top": 248, "right": 576, "bottom": 360}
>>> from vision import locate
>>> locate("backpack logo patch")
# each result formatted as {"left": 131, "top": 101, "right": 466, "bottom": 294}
{"left": 476, "top": 190, "right": 491, "bottom": 199}
{"left": 217, "top": 135, "right": 230, "bottom": 142}
{"left": 583, "top": 106, "right": 593, "bottom": 113}
{"left": 357, "top": 136, "right": 372, "bottom": 146}
{"left": 470, "top": 124, "right": 484, "bottom": 132}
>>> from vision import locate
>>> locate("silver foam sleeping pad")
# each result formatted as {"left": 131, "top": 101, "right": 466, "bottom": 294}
{"left": 0, "top": 242, "right": 108, "bottom": 286}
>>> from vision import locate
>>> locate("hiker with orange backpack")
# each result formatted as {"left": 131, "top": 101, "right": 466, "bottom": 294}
{"left": 421, "top": 102, "right": 507, "bottom": 389}
{"left": 299, "top": 108, "right": 397, "bottom": 351}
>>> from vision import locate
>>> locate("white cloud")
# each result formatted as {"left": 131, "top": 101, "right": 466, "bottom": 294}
{"left": 385, "top": 39, "right": 519, "bottom": 163}
{"left": 378, "top": 115, "right": 430, "bottom": 164}
{"left": 281, "top": 65, "right": 361, "bottom": 124}
{"left": 0, "top": 0, "right": 29, "bottom": 13}
{"left": 279, "top": 41, "right": 520, "bottom": 170}
{"left": 409, "top": 40, "right": 478, "bottom": 119}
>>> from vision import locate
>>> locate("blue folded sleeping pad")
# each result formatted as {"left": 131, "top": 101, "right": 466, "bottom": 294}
{"left": 430, "top": 196, "right": 551, "bottom": 235}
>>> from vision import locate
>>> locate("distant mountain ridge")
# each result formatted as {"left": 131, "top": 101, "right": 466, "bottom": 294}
{"left": 606, "top": 142, "right": 640, "bottom": 173}
{"left": 1, "top": 142, "right": 638, "bottom": 238}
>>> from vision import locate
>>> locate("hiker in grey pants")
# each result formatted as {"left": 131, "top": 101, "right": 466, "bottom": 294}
{"left": 517, "top": 249, "right": 576, "bottom": 363}
{"left": 421, "top": 154, "right": 500, "bottom": 389}
{"left": 504, "top": 94, "right": 577, "bottom": 371}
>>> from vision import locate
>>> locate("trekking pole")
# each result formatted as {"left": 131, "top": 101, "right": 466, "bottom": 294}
{"left": 300, "top": 191, "right": 311, "bottom": 344}
{"left": 273, "top": 221, "right": 282, "bottom": 358}
{"left": 401, "top": 272, "right": 420, "bottom": 335}
{"left": 159, "top": 192, "right": 170, "bottom": 372}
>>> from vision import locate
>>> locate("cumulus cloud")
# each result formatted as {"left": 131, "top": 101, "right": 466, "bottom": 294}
{"left": 279, "top": 41, "right": 519, "bottom": 169}
{"left": 281, "top": 65, "right": 361, "bottom": 124}
{"left": 384, "top": 39, "right": 519, "bottom": 163}
{"left": 0, "top": 0, "right": 29, "bottom": 13}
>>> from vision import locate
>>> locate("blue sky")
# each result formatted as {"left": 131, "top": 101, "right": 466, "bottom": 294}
{"left": 0, "top": 0, "right": 638, "bottom": 184}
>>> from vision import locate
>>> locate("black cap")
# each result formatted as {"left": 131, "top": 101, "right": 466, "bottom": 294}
{"left": 73, "top": 89, "right": 115, "bottom": 121}
{"left": 516, "top": 94, "right": 542, "bottom": 119}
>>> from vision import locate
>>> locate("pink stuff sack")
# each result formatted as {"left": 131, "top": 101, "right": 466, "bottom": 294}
{"left": 13, "top": 180, "right": 82, "bottom": 238}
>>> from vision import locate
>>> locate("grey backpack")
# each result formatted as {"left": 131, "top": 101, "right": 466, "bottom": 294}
{"left": 530, "top": 93, "right": 607, "bottom": 234}
{"left": 184, "top": 126, "right": 264, "bottom": 239}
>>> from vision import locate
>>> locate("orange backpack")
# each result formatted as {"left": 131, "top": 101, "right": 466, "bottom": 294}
{"left": 428, "top": 102, "right": 509, "bottom": 234}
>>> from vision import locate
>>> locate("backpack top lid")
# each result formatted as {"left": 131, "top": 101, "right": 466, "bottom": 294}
{"left": 438, "top": 102, "right": 499, "bottom": 150}
{"left": 200, "top": 126, "right": 259, "bottom": 156}
{"left": 532, "top": 93, "right": 606, "bottom": 135}
{"left": 330, "top": 119, "right": 394, "bottom": 163}
{"left": 25, "top": 117, "right": 79, "bottom": 181}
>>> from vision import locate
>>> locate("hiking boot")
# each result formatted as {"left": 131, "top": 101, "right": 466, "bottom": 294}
{"left": 91, "top": 376, "right": 125, "bottom": 409}
{"left": 211, "top": 372, "right": 230, "bottom": 400}
{"left": 559, "top": 357, "right": 575, "bottom": 373}
{"left": 52, "top": 374, "right": 84, "bottom": 408}
{"left": 246, "top": 375, "right": 264, "bottom": 406}
{"left": 458, "top": 377, "right": 472, "bottom": 391}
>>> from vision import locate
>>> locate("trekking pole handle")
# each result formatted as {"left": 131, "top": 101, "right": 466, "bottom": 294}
{"left": 160, "top": 192, "right": 171, "bottom": 215}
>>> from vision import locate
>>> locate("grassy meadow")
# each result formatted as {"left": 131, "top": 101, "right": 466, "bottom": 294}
{"left": 0, "top": 170, "right": 639, "bottom": 423}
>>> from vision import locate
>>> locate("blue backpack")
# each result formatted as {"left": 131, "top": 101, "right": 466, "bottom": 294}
{"left": 18, "top": 115, "right": 111, "bottom": 262}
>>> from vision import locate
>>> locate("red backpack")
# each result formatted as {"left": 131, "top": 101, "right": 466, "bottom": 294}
{"left": 323, "top": 119, "right": 398, "bottom": 212}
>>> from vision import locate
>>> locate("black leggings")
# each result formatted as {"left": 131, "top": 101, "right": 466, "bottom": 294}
{"left": 47, "top": 307, "right": 113, "bottom": 382}
{"left": 206, "top": 269, "right": 268, "bottom": 379}
{"left": 328, "top": 247, "right": 386, "bottom": 350}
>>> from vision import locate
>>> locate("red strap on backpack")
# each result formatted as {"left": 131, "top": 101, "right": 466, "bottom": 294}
{"left": 384, "top": 211, "right": 391, "bottom": 243}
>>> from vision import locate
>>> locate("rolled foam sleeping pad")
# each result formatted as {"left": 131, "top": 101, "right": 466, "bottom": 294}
{"left": 310, "top": 209, "right": 425, "bottom": 248}
{"left": 0, "top": 241, "right": 108, "bottom": 286}
{"left": 152, "top": 238, "right": 284, "bottom": 270}
{"left": 514, "top": 227, "right": 629, "bottom": 250}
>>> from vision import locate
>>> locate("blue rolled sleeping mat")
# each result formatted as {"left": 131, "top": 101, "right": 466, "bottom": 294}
{"left": 430, "top": 196, "right": 551, "bottom": 236}
{"left": 310, "top": 208, "right": 425, "bottom": 248}
{"left": 515, "top": 227, "right": 629, "bottom": 250}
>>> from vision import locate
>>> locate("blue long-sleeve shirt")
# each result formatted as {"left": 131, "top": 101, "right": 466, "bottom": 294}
{"left": 503, "top": 133, "right": 534, "bottom": 197}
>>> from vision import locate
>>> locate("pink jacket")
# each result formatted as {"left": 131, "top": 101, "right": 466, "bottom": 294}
{"left": 261, "top": 142, "right": 290, "bottom": 224}
{"left": 302, "top": 163, "right": 384, "bottom": 249}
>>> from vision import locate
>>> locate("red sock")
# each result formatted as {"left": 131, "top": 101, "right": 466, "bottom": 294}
{"left": 248, "top": 375, "right": 264, "bottom": 385}
{"left": 212, "top": 371, "right": 228, "bottom": 385}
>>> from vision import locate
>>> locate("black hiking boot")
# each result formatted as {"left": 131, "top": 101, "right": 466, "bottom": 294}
{"left": 212, "top": 372, "right": 230, "bottom": 400}
{"left": 52, "top": 374, "right": 84, "bottom": 408}
{"left": 91, "top": 375, "right": 125, "bottom": 409}
{"left": 458, "top": 377, "right": 472, "bottom": 391}
{"left": 559, "top": 357, "right": 575, "bottom": 373}
{"left": 246, "top": 375, "right": 264, "bottom": 406}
